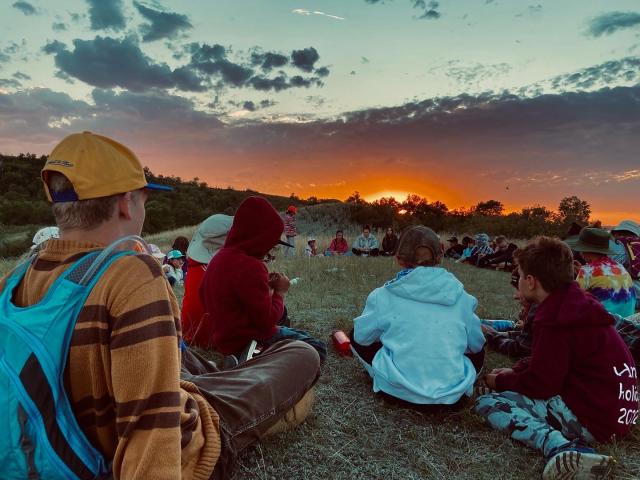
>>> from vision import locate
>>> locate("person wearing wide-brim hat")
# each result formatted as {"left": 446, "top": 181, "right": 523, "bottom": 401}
{"left": 566, "top": 228, "right": 637, "bottom": 317}
{"left": 181, "top": 214, "right": 233, "bottom": 346}
{"left": 564, "top": 227, "right": 618, "bottom": 256}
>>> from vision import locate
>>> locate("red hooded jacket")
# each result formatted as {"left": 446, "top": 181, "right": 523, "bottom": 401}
{"left": 181, "top": 258, "right": 208, "bottom": 345}
{"left": 496, "top": 282, "right": 638, "bottom": 443}
{"left": 200, "top": 197, "right": 285, "bottom": 354}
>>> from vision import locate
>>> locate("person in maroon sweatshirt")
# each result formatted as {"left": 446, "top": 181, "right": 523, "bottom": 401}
{"left": 200, "top": 196, "right": 327, "bottom": 366}
{"left": 475, "top": 236, "right": 637, "bottom": 480}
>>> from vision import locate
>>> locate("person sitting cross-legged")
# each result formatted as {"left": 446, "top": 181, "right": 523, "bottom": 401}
{"left": 350, "top": 225, "right": 485, "bottom": 410}
{"left": 200, "top": 196, "right": 328, "bottom": 365}
{"left": 475, "top": 236, "right": 637, "bottom": 480}
{"left": 352, "top": 224, "right": 380, "bottom": 256}
{"left": 325, "top": 229, "right": 350, "bottom": 256}
{"left": 566, "top": 227, "right": 637, "bottom": 317}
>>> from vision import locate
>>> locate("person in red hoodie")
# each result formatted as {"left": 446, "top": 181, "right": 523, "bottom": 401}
{"left": 475, "top": 236, "right": 637, "bottom": 480}
{"left": 201, "top": 196, "right": 327, "bottom": 366}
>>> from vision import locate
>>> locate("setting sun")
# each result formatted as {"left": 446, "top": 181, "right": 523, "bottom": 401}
{"left": 363, "top": 191, "right": 415, "bottom": 202}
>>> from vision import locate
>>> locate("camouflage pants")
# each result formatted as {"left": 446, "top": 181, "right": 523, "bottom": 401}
{"left": 474, "top": 391, "right": 595, "bottom": 458}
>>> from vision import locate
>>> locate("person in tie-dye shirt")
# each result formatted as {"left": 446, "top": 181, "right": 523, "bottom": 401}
{"left": 566, "top": 228, "right": 637, "bottom": 317}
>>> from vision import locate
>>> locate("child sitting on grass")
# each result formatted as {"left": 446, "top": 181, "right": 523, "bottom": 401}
{"left": 475, "top": 236, "right": 637, "bottom": 480}
{"left": 163, "top": 249, "right": 185, "bottom": 287}
{"left": 201, "top": 196, "right": 327, "bottom": 367}
{"left": 482, "top": 268, "right": 536, "bottom": 358}
{"left": 566, "top": 227, "right": 636, "bottom": 317}
{"left": 350, "top": 225, "right": 485, "bottom": 409}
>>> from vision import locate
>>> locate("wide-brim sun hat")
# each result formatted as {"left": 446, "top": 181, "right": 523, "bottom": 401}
{"left": 565, "top": 227, "right": 617, "bottom": 255}
{"left": 611, "top": 220, "right": 640, "bottom": 238}
{"left": 187, "top": 214, "right": 234, "bottom": 264}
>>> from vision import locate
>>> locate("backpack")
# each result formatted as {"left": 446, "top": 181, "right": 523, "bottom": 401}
{"left": 617, "top": 236, "right": 640, "bottom": 280}
{"left": 0, "top": 236, "right": 147, "bottom": 479}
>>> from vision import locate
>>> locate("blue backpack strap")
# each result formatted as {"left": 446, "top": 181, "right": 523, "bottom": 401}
{"left": 1, "top": 239, "right": 147, "bottom": 480}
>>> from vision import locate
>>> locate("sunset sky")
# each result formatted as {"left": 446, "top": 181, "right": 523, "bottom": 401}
{"left": 1, "top": 1, "right": 639, "bottom": 223}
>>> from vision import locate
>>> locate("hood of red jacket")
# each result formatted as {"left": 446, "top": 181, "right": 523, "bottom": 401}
{"left": 535, "top": 282, "right": 614, "bottom": 328}
{"left": 223, "top": 196, "right": 284, "bottom": 258}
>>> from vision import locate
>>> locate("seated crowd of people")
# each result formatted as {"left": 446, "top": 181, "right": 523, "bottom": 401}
{"left": 287, "top": 223, "right": 400, "bottom": 258}
{"left": 445, "top": 233, "right": 519, "bottom": 270}
{"left": 2, "top": 131, "right": 639, "bottom": 479}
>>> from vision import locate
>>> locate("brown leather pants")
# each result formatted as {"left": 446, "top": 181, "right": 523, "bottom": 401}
{"left": 181, "top": 340, "right": 320, "bottom": 479}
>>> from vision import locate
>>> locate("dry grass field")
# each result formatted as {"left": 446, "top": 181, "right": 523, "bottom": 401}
{"left": 1, "top": 228, "right": 638, "bottom": 479}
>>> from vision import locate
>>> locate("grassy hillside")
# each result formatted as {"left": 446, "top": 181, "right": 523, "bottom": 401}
{"left": 1, "top": 226, "right": 638, "bottom": 479}
{"left": 230, "top": 256, "right": 639, "bottom": 480}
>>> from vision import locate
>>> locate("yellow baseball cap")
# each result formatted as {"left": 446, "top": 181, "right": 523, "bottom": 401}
{"left": 42, "top": 131, "right": 171, "bottom": 202}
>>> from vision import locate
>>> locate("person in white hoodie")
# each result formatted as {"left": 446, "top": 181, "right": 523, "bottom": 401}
{"left": 350, "top": 225, "right": 486, "bottom": 408}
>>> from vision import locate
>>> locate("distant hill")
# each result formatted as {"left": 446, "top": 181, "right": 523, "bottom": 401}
{"left": 0, "top": 153, "right": 338, "bottom": 230}
{"left": 0, "top": 153, "right": 340, "bottom": 257}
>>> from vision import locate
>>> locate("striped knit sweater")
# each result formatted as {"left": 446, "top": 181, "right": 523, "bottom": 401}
{"left": 0, "top": 240, "right": 220, "bottom": 479}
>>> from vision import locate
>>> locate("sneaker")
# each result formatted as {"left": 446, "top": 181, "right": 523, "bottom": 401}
{"left": 543, "top": 446, "right": 614, "bottom": 480}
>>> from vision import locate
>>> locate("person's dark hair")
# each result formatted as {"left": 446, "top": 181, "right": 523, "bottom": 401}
{"left": 514, "top": 236, "right": 574, "bottom": 292}
{"left": 336, "top": 229, "right": 343, "bottom": 237}
{"left": 363, "top": 225, "right": 371, "bottom": 232}
{"left": 462, "top": 236, "right": 473, "bottom": 246}
{"left": 172, "top": 236, "right": 189, "bottom": 254}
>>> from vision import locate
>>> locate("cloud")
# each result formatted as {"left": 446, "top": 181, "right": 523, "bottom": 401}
{"left": 188, "top": 43, "right": 327, "bottom": 91}
{"left": 587, "top": 12, "right": 640, "bottom": 37}
{"left": 2, "top": 82, "right": 639, "bottom": 211}
{"left": 0, "top": 78, "right": 22, "bottom": 89}
{"left": 291, "top": 47, "right": 320, "bottom": 72}
{"left": 12, "top": 1, "right": 37, "bottom": 16}
{"left": 55, "top": 70, "right": 75, "bottom": 84}
{"left": 13, "top": 71, "right": 31, "bottom": 80}
{"left": 85, "top": 0, "right": 126, "bottom": 31}
{"left": 443, "top": 61, "right": 512, "bottom": 86}
{"left": 547, "top": 56, "right": 640, "bottom": 91}
{"left": 42, "top": 36, "right": 206, "bottom": 92}
{"left": 52, "top": 22, "right": 68, "bottom": 31}
{"left": 133, "top": 1, "right": 193, "bottom": 42}
{"left": 292, "top": 9, "right": 345, "bottom": 21}
{"left": 365, "top": 0, "right": 441, "bottom": 20}
{"left": 230, "top": 99, "right": 277, "bottom": 113}
{"left": 250, "top": 51, "right": 289, "bottom": 72}
{"left": 418, "top": 1, "right": 441, "bottom": 20}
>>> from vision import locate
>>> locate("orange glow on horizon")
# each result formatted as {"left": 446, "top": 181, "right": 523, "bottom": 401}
{"left": 363, "top": 191, "right": 415, "bottom": 202}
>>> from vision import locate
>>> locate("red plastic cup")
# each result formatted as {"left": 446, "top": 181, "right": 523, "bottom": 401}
{"left": 332, "top": 330, "right": 352, "bottom": 356}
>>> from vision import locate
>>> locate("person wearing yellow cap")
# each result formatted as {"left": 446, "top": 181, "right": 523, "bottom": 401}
{"left": 0, "top": 132, "right": 319, "bottom": 479}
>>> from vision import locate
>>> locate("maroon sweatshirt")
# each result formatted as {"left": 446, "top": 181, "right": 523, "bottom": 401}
{"left": 496, "top": 282, "right": 638, "bottom": 443}
{"left": 200, "top": 197, "right": 284, "bottom": 354}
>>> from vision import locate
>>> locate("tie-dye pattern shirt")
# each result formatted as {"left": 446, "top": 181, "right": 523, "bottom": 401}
{"left": 577, "top": 256, "right": 637, "bottom": 317}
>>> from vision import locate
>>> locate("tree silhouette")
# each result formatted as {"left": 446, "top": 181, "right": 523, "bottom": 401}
{"left": 558, "top": 196, "right": 591, "bottom": 224}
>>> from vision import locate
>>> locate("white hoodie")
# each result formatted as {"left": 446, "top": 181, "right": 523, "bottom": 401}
{"left": 353, "top": 266, "right": 485, "bottom": 404}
